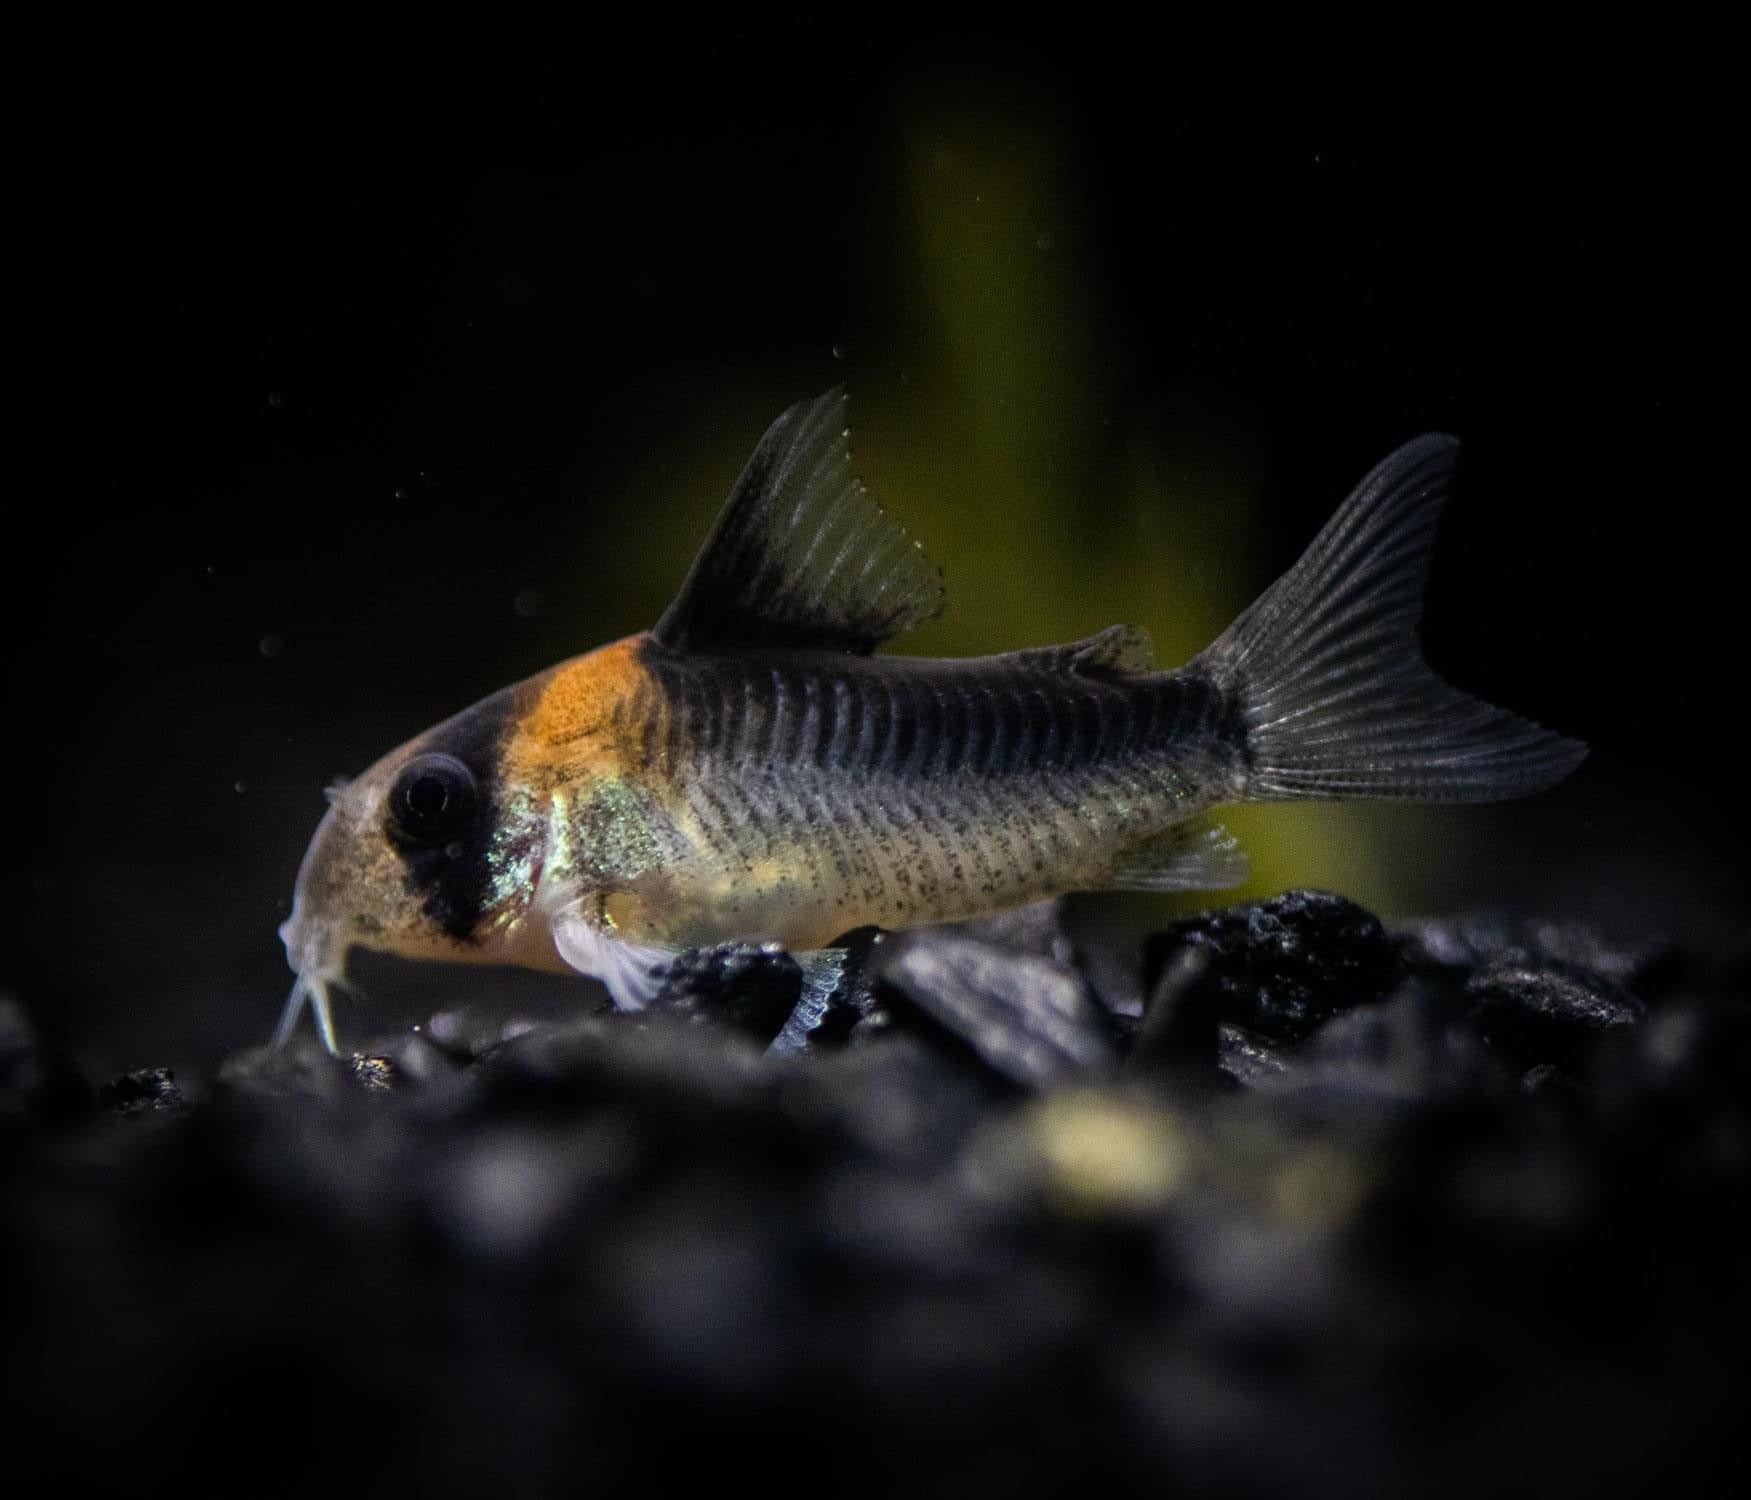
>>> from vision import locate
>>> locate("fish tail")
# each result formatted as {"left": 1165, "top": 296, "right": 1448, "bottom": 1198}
{"left": 1195, "top": 434, "right": 1587, "bottom": 802}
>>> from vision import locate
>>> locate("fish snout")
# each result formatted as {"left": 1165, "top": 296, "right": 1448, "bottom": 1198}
{"left": 281, "top": 802, "right": 360, "bottom": 980}
{"left": 279, "top": 907, "right": 336, "bottom": 976}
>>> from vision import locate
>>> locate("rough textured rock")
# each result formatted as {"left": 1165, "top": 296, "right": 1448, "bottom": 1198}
{"left": 651, "top": 941, "right": 804, "bottom": 1039}
{"left": 4, "top": 890, "right": 1747, "bottom": 1498}
{"left": 1396, "top": 911, "right": 1687, "bottom": 998}
{"left": 1145, "top": 889, "right": 1405, "bottom": 1043}
{"left": 97, "top": 1067, "right": 187, "bottom": 1114}
{"left": 878, "top": 930, "right": 1117, "bottom": 1087}
{"left": 1465, "top": 959, "right": 1645, "bottom": 1068}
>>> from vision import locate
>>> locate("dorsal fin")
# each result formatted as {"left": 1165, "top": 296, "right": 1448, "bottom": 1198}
{"left": 652, "top": 389, "right": 945, "bottom": 655}
{"left": 1002, "top": 623, "right": 1156, "bottom": 678}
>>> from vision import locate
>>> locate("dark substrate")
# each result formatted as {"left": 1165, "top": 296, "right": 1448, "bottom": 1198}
{"left": 4, "top": 890, "right": 1748, "bottom": 1496}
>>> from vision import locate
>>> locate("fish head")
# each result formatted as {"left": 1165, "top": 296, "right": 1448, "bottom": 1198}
{"left": 279, "top": 683, "right": 552, "bottom": 996}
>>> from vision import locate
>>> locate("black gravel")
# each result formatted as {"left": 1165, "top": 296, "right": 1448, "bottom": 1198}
{"left": 4, "top": 890, "right": 1748, "bottom": 1496}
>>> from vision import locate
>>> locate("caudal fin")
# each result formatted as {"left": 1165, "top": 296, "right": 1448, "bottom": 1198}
{"left": 1197, "top": 434, "right": 1587, "bottom": 802}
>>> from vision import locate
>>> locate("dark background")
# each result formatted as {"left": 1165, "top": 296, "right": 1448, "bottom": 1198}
{"left": 5, "top": 25, "right": 1735, "bottom": 1070}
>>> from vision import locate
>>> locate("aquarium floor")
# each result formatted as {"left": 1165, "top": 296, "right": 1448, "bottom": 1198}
{"left": 4, "top": 891, "right": 1747, "bottom": 1496}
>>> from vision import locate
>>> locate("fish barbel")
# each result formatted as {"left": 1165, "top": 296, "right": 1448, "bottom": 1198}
{"left": 276, "top": 390, "right": 1585, "bottom": 1050}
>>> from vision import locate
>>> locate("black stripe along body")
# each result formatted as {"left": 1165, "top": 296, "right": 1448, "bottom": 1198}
{"left": 631, "top": 638, "right": 1244, "bottom": 948}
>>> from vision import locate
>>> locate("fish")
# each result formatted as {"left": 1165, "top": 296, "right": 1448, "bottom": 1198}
{"left": 276, "top": 388, "right": 1587, "bottom": 1052}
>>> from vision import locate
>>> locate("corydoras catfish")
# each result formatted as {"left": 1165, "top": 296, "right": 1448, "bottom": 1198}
{"left": 276, "top": 390, "right": 1585, "bottom": 1050}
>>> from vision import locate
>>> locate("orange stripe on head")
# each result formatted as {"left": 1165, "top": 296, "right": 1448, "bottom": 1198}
{"left": 501, "top": 633, "right": 652, "bottom": 788}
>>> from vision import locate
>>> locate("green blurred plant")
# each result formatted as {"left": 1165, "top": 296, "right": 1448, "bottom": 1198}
{"left": 606, "top": 97, "right": 1463, "bottom": 920}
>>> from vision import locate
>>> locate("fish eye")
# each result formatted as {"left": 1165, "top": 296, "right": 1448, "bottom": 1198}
{"left": 388, "top": 753, "right": 477, "bottom": 843}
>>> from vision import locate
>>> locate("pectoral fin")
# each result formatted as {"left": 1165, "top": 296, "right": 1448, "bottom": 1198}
{"left": 769, "top": 930, "right": 885, "bottom": 1052}
{"left": 551, "top": 902, "right": 677, "bottom": 1011}
{"left": 768, "top": 948, "right": 853, "bottom": 1052}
